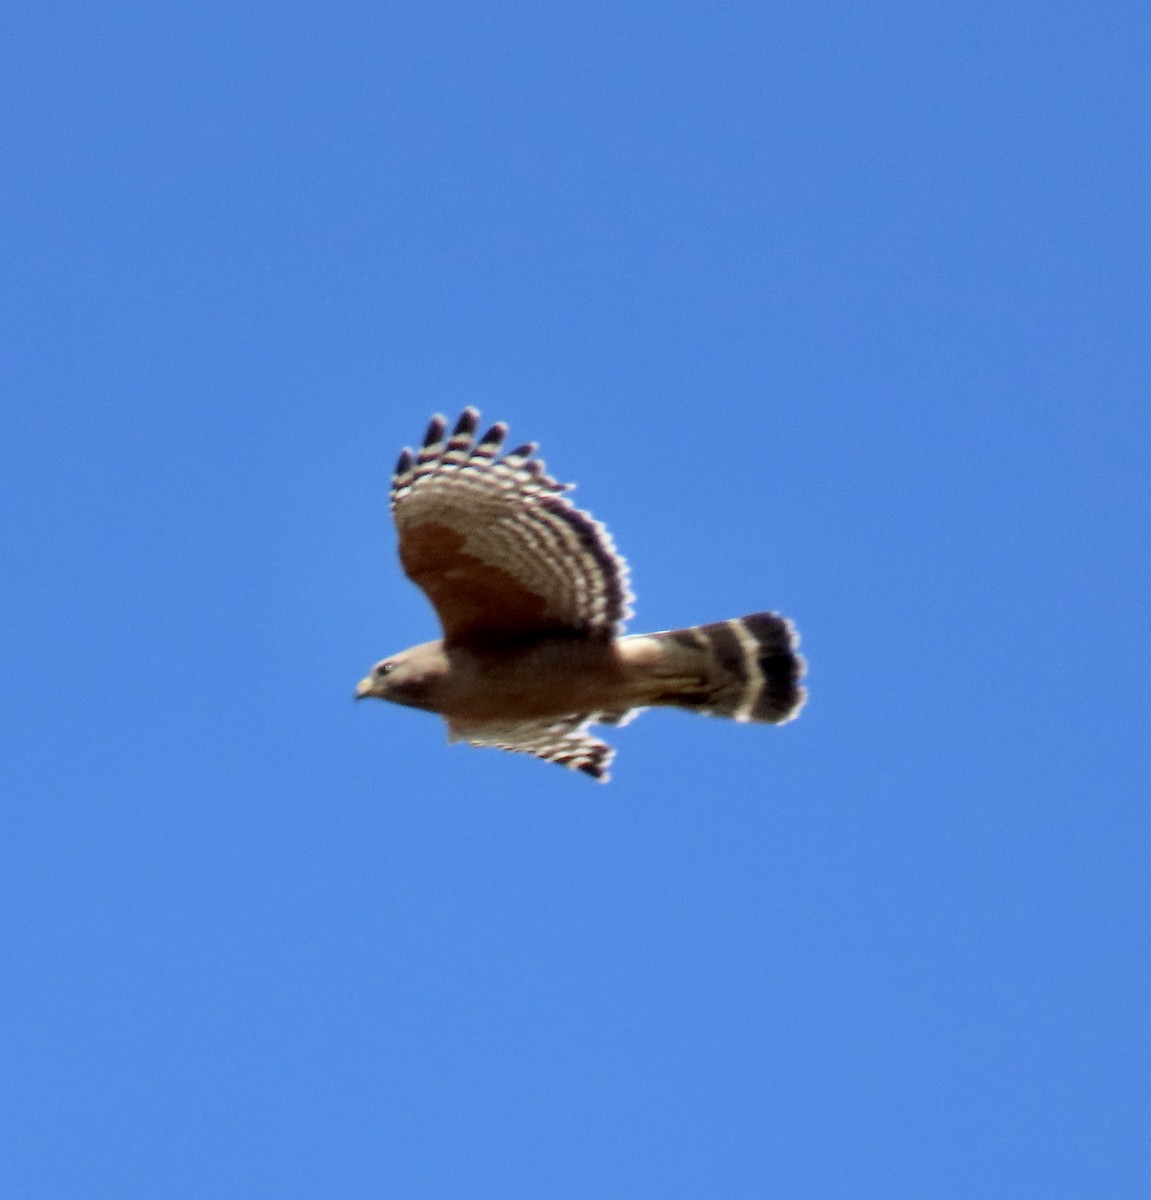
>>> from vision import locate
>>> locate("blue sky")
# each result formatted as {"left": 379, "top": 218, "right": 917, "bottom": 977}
{"left": 3, "top": 2, "right": 1149, "bottom": 1196}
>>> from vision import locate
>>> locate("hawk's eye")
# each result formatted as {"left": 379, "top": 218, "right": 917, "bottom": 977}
{"left": 374, "top": 663, "right": 394, "bottom": 677}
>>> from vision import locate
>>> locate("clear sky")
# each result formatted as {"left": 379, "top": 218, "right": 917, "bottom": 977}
{"left": 3, "top": 2, "right": 1149, "bottom": 1197}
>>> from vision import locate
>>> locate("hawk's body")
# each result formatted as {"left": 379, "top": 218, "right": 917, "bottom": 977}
{"left": 356, "top": 409, "right": 806, "bottom": 780}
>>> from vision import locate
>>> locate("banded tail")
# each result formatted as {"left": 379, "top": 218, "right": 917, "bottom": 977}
{"left": 645, "top": 612, "right": 806, "bottom": 724}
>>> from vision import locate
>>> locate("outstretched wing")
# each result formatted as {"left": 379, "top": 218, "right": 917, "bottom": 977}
{"left": 447, "top": 714, "right": 617, "bottom": 782}
{"left": 390, "top": 409, "right": 633, "bottom": 644}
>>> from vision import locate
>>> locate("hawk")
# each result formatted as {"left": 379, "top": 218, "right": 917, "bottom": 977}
{"left": 356, "top": 409, "right": 806, "bottom": 781}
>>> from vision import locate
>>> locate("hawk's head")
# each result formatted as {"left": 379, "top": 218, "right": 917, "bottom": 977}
{"left": 355, "top": 640, "right": 447, "bottom": 711}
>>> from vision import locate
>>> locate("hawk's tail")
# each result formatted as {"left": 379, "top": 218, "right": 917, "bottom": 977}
{"left": 647, "top": 612, "right": 807, "bottom": 724}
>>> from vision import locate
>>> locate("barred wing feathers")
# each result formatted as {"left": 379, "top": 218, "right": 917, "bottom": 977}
{"left": 447, "top": 714, "right": 616, "bottom": 782}
{"left": 391, "top": 409, "right": 633, "bottom": 644}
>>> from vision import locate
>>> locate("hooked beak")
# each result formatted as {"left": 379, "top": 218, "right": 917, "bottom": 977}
{"left": 354, "top": 677, "right": 375, "bottom": 701}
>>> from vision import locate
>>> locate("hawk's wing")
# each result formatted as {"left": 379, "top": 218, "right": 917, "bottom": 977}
{"left": 390, "top": 409, "right": 633, "bottom": 644}
{"left": 447, "top": 714, "right": 618, "bottom": 782}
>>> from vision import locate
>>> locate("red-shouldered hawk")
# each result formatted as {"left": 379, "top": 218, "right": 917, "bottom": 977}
{"left": 355, "top": 409, "right": 806, "bottom": 781}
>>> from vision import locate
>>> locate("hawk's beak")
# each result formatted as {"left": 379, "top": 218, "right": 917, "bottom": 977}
{"left": 354, "top": 677, "right": 374, "bottom": 701}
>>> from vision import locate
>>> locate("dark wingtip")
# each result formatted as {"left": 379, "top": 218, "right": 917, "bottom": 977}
{"left": 422, "top": 414, "right": 447, "bottom": 447}
{"left": 394, "top": 447, "right": 414, "bottom": 476}
{"left": 453, "top": 408, "right": 480, "bottom": 437}
{"left": 476, "top": 421, "right": 508, "bottom": 451}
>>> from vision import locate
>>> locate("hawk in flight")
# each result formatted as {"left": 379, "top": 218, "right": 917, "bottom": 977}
{"left": 356, "top": 409, "right": 806, "bottom": 781}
